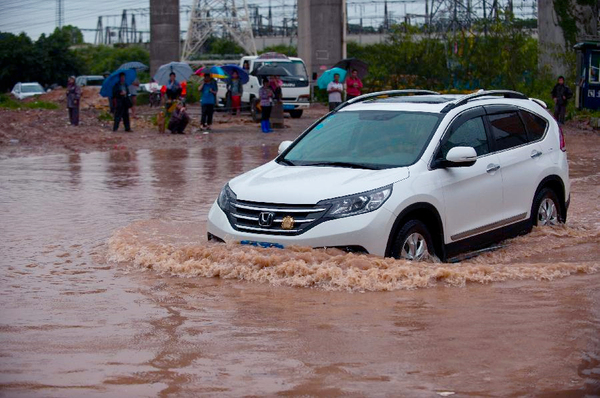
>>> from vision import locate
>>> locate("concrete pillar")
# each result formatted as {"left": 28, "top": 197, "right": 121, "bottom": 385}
{"left": 298, "top": 0, "right": 347, "bottom": 80}
{"left": 150, "top": 0, "right": 180, "bottom": 76}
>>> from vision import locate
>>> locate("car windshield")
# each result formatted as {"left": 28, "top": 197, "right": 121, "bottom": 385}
{"left": 253, "top": 60, "right": 308, "bottom": 78}
{"left": 281, "top": 110, "right": 442, "bottom": 169}
{"left": 21, "top": 84, "right": 44, "bottom": 93}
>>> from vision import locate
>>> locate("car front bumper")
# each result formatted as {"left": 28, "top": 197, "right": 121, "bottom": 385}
{"left": 207, "top": 201, "right": 396, "bottom": 257}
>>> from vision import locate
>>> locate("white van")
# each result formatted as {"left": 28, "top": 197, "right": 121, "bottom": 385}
{"left": 217, "top": 55, "right": 310, "bottom": 118}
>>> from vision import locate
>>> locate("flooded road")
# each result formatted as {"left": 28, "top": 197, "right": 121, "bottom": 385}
{"left": 1, "top": 131, "right": 599, "bottom": 396}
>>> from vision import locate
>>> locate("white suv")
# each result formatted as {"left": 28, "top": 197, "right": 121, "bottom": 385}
{"left": 207, "top": 90, "right": 570, "bottom": 261}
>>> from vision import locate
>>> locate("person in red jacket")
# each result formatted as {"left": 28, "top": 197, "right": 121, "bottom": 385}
{"left": 345, "top": 69, "right": 363, "bottom": 100}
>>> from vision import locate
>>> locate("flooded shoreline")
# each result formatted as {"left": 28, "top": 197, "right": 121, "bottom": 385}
{"left": 1, "top": 129, "right": 599, "bottom": 396}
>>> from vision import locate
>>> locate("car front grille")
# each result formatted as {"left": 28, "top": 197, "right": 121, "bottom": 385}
{"left": 225, "top": 199, "right": 329, "bottom": 235}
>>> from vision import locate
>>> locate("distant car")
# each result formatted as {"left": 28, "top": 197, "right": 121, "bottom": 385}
{"left": 11, "top": 82, "right": 46, "bottom": 100}
{"left": 75, "top": 75, "right": 104, "bottom": 87}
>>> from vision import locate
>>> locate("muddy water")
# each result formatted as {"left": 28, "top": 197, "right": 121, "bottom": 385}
{"left": 1, "top": 133, "right": 599, "bottom": 396}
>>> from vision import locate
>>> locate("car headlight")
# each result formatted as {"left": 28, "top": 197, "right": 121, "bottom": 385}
{"left": 217, "top": 183, "right": 236, "bottom": 211}
{"left": 319, "top": 185, "right": 392, "bottom": 218}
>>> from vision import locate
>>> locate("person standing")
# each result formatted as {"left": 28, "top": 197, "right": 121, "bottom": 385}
{"left": 227, "top": 71, "right": 243, "bottom": 115}
{"left": 66, "top": 76, "right": 81, "bottom": 126}
{"left": 327, "top": 73, "right": 344, "bottom": 111}
{"left": 345, "top": 69, "right": 363, "bottom": 100}
{"left": 551, "top": 76, "right": 573, "bottom": 125}
{"left": 112, "top": 72, "right": 131, "bottom": 132}
{"left": 199, "top": 73, "right": 218, "bottom": 130}
{"left": 259, "top": 78, "right": 274, "bottom": 133}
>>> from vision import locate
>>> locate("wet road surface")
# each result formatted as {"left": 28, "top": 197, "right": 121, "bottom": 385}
{"left": 0, "top": 132, "right": 599, "bottom": 396}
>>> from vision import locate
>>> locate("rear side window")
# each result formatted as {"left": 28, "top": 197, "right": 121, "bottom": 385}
{"left": 520, "top": 110, "right": 547, "bottom": 141}
{"left": 440, "top": 116, "right": 489, "bottom": 157}
{"left": 488, "top": 112, "right": 528, "bottom": 151}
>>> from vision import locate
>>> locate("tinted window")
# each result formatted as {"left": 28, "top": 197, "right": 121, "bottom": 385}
{"left": 488, "top": 112, "right": 528, "bottom": 151}
{"left": 440, "top": 116, "right": 489, "bottom": 157}
{"left": 520, "top": 110, "right": 547, "bottom": 141}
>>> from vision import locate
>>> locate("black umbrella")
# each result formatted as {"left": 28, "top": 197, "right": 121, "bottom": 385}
{"left": 256, "top": 64, "right": 289, "bottom": 76}
{"left": 333, "top": 58, "right": 368, "bottom": 79}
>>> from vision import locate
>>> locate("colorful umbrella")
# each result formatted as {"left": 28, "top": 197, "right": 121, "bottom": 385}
{"left": 317, "top": 67, "right": 347, "bottom": 90}
{"left": 333, "top": 58, "right": 369, "bottom": 79}
{"left": 153, "top": 62, "right": 194, "bottom": 86}
{"left": 194, "top": 65, "right": 229, "bottom": 79}
{"left": 221, "top": 64, "right": 249, "bottom": 84}
{"left": 100, "top": 68, "right": 137, "bottom": 97}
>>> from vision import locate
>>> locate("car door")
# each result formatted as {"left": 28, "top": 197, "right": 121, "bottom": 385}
{"left": 484, "top": 106, "right": 544, "bottom": 222}
{"left": 431, "top": 108, "right": 505, "bottom": 243}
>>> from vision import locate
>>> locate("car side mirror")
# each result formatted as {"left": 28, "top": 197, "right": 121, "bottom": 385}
{"left": 435, "top": 146, "right": 477, "bottom": 168}
{"left": 278, "top": 140, "right": 293, "bottom": 155}
{"left": 445, "top": 146, "right": 477, "bottom": 167}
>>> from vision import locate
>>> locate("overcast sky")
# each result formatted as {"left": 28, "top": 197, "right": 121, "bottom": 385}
{"left": 0, "top": 0, "right": 536, "bottom": 43}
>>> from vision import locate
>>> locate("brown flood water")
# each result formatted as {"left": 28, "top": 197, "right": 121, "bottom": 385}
{"left": 1, "top": 132, "right": 599, "bottom": 397}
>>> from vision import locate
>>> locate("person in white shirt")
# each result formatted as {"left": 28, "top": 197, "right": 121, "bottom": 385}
{"left": 327, "top": 73, "right": 344, "bottom": 111}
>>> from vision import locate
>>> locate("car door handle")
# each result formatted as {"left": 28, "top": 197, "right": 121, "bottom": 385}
{"left": 531, "top": 150, "right": 542, "bottom": 158}
{"left": 486, "top": 163, "right": 500, "bottom": 173}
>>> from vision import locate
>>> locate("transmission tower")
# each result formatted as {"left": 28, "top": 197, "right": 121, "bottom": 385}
{"left": 182, "top": 0, "right": 257, "bottom": 60}
{"left": 56, "top": 0, "right": 64, "bottom": 28}
{"left": 95, "top": 17, "right": 104, "bottom": 45}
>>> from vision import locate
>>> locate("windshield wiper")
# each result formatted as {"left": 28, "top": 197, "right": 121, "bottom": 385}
{"left": 278, "top": 158, "right": 296, "bottom": 166}
{"left": 306, "top": 161, "right": 380, "bottom": 170}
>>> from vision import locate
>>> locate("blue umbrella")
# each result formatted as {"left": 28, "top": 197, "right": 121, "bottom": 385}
{"left": 118, "top": 61, "right": 148, "bottom": 71}
{"left": 221, "top": 64, "right": 249, "bottom": 84}
{"left": 317, "top": 67, "right": 347, "bottom": 90}
{"left": 154, "top": 62, "right": 194, "bottom": 85}
{"left": 100, "top": 68, "right": 137, "bottom": 98}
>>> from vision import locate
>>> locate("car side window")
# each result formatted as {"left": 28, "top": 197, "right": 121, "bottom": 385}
{"left": 488, "top": 112, "right": 528, "bottom": 151}
{"left": 520, "top": 110, "right": 547, "bottom": 141}
{"left": 440, "top": 116, "right": 489, "bottom": 158}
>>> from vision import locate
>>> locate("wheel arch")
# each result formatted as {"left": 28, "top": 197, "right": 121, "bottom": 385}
{"left": 533, "top": 175, "right": 567, "bottom": 222}
{"left": 385, "top": 202, "right": 446, "bottom": 261}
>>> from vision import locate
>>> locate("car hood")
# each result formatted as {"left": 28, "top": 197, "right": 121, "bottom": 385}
{"left": 229, "top": 161, "right": 409, "bottom": 204}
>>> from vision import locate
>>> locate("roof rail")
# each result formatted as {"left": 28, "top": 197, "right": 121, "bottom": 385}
{"left": 335, "top": 89, "right": 440, "bottom": 111}
{"left": 440, "top": 90, "right": 529, "bottom": 113}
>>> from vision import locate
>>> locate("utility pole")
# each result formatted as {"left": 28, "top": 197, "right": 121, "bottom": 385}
{"left": 56, "top": 0, "right": 64, "bottom": 28}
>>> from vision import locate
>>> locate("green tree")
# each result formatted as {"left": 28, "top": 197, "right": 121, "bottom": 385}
{"left": 0, "top": 32, "right": 36, "bottom": 91}
{"left": 74, "top": 44, "right": 149, "bottom": 75}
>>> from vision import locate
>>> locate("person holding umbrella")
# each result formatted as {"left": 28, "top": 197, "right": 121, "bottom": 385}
{"left": 345, "top": 69, "right": 363, "bottom": 100}
{"left": 259, "top": 78, "right": 274, "bottom": 133}
{"left": 327, "top": 73, "right": 344, "bottom": 111}
{"left": 199, "top": 72, "right": 218, "bottom": 130}
{"left": 227, "top": 70, "right": 243, "bottom": 116}
{"left": 112, "top": 72, "right": 132, "bottom": 132}
{"left": 66, "top": 76, "right": 81, "bottom": 126}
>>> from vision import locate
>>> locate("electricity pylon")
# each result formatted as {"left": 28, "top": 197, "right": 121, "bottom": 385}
{"left": 182, "top": 0, "right": 257, "bottom": 60}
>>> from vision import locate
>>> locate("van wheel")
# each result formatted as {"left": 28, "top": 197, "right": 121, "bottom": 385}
{"left": 532, "top": 188, "right": 562, "bottom": 226}
{"left": 289, "top": 110, "right": 303, "bottom": 118}
{"left": 391, "top": 220, "right": 434, "bottom": 261}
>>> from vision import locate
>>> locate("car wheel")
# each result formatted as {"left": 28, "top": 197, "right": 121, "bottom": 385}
{"left": 289, "top": 110, "right": 303, "bottom": 118}
{"left": 532, "top": 188, "right": 562, "bottom": 226}
{"left": 391, "top": 220, "right": 435, "bottom": 261}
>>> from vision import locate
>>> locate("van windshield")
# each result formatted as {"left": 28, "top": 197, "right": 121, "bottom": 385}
{"left": 280, "top": 110, "right": 441, "bottom": 169}
{"left": 253, "top": 60, "right": 308, "bottom": 79}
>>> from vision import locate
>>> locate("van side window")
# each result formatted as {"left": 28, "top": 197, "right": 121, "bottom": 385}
{"left": 488, "top": 112, "right": 528, "bottom": 151}
{"left": 520, "top": 110, "right": 547, "bottom": 141}
{"left": 440, "top": 116, "right": 489, "bottom": 158}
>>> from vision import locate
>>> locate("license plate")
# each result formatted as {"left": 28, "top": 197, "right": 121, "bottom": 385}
{"left": 240, "top": 240, "right": 285, "bottom": 249}
{"left": 283, "top": 104, "right": 295, "bottom": 110}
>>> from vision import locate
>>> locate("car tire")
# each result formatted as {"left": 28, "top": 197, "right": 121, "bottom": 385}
{"left": 391, "top": 219, "right": 435, "bottom": 261}
{"left": 531, "top": 188, "right": 562, "bottom": 226}
{"left": 289, "top": 110, "right": 303, "bottom": 118}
